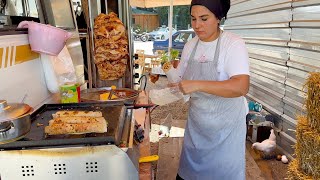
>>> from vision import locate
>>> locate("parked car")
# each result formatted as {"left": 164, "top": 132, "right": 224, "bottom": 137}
{"left": 148, "top": 26, "right": 177, "bottom": 41}
{"left": 153, "top": 29, "right": 196, "bottom": 58}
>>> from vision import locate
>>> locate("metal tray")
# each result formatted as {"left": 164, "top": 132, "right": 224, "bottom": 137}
{"left": 0, "top": 102, "right": 128, "bottom": 150}
{"left": 80, "top": 88, "right": 139, "bottom": 103}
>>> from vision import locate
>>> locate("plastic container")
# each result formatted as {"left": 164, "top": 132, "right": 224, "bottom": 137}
{"left": 17, "top": 21, "right": 72, "bottom": 56}
{"left": 60, "top": 84, "right": 79, "bottom": 103}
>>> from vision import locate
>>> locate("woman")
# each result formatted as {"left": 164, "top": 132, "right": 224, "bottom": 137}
{"left": 174, "top": 0, "right": 250, "bottom": 179}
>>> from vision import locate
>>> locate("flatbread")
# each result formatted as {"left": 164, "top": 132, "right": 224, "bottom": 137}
{"left": 52, "top": 111, "right": 102, "bottom": 118}
{"left": 45, "top": 110, "right": 108, "bottom": 135}
{"left": 48, "top": 116, "right": 106, "bottom": 125}
{"left": 45, "top": 121, "right": 107, "bottom": 135}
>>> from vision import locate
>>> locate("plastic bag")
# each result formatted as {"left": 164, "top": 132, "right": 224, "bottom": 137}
{"left": 40, "top": 46, "right": 77, "bottom": 93}
{"left": 165, "top": 67, "right": 182, "bottom": 83}
{"left": 40, "top": 54, "right": 59, "bottom": 93}
{"left": 163, "top": 65, "right": 190, "bottom": 103}
{"left": 149, "top": 87, "right": 184, "bottom": 106}
{"left": 52, "top": 46, "right": 77, "bottom": 85}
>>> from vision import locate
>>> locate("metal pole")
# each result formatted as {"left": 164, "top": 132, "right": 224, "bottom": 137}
{"left": 168, "top": 0, "right": 173, "bottom": 59}
{"left": 104, "top": 0, "right": 108, "bottom": 13}
{"left": 88, "top": 0, "right": 96, "bottom": 87}
{"left": 124, "top": 0, "right": 134, "bottom": 88}
{"left": 21, "top": 0, "right": 26, "bottom": 16}
{"left": 85, "top": 34, "right": 93, "bottom": 89}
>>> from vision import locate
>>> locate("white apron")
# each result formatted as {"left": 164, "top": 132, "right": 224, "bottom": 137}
{"left": 178, "top": 32, "right": 246, "bottom": 180}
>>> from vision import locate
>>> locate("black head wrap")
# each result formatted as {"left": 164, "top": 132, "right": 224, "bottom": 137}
{"left": 190, "top": 0, "right": 230, "bottom": 20}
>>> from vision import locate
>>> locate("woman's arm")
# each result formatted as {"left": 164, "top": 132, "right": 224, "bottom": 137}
{"left": 178, "top": 74, "right": 249, "bottom": 98}
{"left": 178, "top": 37, "right": 250, "bottom": 98}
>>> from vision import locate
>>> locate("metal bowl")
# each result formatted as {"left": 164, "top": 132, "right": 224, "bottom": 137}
{"left": 0, "top": 108, "right": 33, "bottom": 144}
{"left": 0, "top": 100, "right": 33, "bottom": 144}
{"left": 80, "top": 88, "right": 140, "bottom": 103}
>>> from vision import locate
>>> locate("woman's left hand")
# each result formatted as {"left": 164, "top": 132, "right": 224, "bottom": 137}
{"left": 178, "top": 80, "right": 199, "bottom": 95}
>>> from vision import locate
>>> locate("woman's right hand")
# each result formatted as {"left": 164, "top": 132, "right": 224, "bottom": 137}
{"left": 167, "top": 83, "right": 179, "bottom": 88}
{"left": 167, "top": 83, "right": 181, "bottom": 94}
{"left": 178, "top": 80, "right": 200, "bottom": 95}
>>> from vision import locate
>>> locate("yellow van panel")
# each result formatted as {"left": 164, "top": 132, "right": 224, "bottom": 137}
{"left": 0, "top": 45, "right": 39, "bottom": 69}
{"left": 15, "top": 45, "right": 39, "bottom": 65}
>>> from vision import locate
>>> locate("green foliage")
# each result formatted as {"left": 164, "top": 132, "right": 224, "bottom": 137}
{"left": 160, "top": 49, "right": 180, "bottom": 65}
{"left": 160, "top": 53, "right": 169, "bottom": 65}
{"left": 155, "top": 5, "right": 191, "bottom": 30}
{"left": 170, "top": 49, "right": 179, "bottom": 61}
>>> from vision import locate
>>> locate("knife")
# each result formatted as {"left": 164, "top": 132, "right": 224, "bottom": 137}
{"left": 139, "top": 155, "right": 159, "bottom": 163}
{"left": 108, "top": 85, "right": 116, "bottom": 100}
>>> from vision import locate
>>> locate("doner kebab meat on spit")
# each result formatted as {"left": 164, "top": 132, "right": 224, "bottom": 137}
{"left": 94, "top": 12, "right": 129, "bottom": 80}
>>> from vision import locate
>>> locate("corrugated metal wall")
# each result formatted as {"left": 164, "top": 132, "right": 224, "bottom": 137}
{"left": 225, "top": 0, "right": 320, "bottom": 157}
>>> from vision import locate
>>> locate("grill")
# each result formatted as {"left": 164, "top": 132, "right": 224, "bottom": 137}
{"left": 0, "top": 102, "right": 130, "bottom": 150}
{"left": 0, "top": 102, "right": 138, "bottom": 180}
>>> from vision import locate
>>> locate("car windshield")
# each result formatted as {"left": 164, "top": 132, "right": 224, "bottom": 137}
{"left": 153, "top": 27, "right": 176, "bottom": 32}
{"left": 155, "top": 27, "right": 167, "bottom": 32}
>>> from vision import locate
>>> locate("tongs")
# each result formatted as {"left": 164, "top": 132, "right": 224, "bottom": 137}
{"left": 124, "top": 102, "right": 158, "bottom": 113}
{"left": 108, "top": 85, "right": 116, "bottom": 100}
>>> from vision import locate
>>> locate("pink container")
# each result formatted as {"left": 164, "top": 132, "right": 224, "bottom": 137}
{"left": 18, "top": 21, "right": 72, "bottom": 56}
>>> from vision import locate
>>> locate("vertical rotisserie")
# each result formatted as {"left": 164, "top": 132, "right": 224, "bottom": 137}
{"left": 94, "top": 12, "right": 129, "bottom": 80}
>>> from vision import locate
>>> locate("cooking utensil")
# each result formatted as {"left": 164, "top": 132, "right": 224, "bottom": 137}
{"left": 108, "top": 85, "right": 117, "bottom": 100}
{"left": 0, "top": 100, "right": 32, "bottom": 144}
{"left": 81, "top": 87, "right": 140, "bottom": 103}
{"left": 0, "top": 100, "right": 31, "bottom": 122}
{"left": 124, "top": 103, "right": 157, "bottom": 111}
{"left": 17, "top": 21, "right": 72, "bottom": 56}
{"left": 139, "top": 155, "right": 159, "bottom": 163}
{"left": 0, "top": 102, "right": 130, "bottom": 149}
{"left": 21, "top": 94, "right": 28, "bottom": 104}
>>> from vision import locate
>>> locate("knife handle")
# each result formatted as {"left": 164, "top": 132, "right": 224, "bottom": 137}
{"left": 139, "top": 155, "right": 159, "bottom": 163}
{"left": 108, "top": 85, "right": 117, "bottom": 100}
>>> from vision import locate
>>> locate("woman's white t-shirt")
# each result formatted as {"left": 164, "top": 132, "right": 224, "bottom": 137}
{"left": 176, "top": 31, "right": 250, "bottom": 80}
